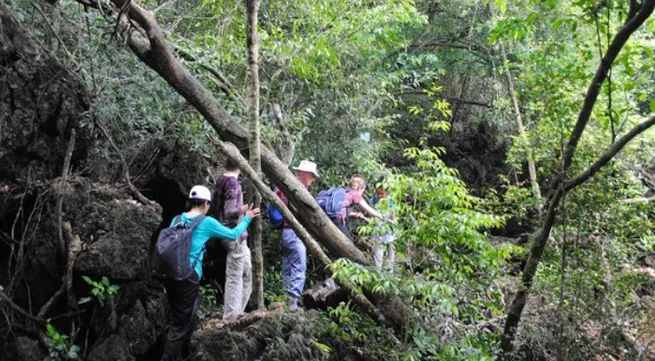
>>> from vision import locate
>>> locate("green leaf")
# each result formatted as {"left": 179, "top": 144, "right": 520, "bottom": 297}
{"left": 47, "top": 324, "right": 56, "bottom": 337}
{"left": 650, "top": 99, "right": 655, "bottom": 112}
{"left": 494, "top": 0, "right": 507, "bottom": 13}
{"left": 313, "top": 341, "right": 333, "bottom": 354}
{"left": 82, "top": 276, "right": 94, "bottom": 285}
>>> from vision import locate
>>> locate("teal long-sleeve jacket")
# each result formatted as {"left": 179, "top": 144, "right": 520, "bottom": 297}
{"left": 170, "top": 213, "right": 252, "bottom": 279}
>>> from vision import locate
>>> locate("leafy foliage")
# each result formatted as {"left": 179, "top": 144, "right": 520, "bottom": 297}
{"left": 44, "top": 324, "right": 80, "bottom": 361}
{"left": 80, "top": 276, "right": 120, "bottom": 307}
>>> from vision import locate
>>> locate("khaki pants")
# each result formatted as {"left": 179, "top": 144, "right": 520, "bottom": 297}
{"left": 222, "top": 237, "right": 252, "bottom": 321}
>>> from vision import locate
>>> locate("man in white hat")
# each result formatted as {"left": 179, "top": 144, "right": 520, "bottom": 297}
{"left": 274, "top": 160, "right": 318, "bottom": 310}
{"left": 161, "top": 185, "right": 260, "bottom": 361}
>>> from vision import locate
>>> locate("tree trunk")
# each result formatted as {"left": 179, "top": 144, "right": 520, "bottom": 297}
{"left": 500, "top": 43, "right": 542, "bottom": 215}
{"left": 244, "top": 0, "right": 264, "bottom": 310}
{"left": 271, "top": 103, "right": 295, "bottom": 166}
{"left": 500, "top": 1, "right": 655, "bottom": 354}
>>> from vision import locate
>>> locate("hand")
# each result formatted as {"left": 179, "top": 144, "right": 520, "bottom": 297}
{"left": 239, "top": 204, "right": 250, "bottom": 214}
{"left": 351, "top": 212, "right": 365, "bottom": 220}
{"left": 245, "top": 204, "right": 261, "bottom": 218}
{"left": 385, "top": 215, "right": 398, "bottom": 224}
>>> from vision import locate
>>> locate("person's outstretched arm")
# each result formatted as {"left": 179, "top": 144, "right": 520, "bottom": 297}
{"left": 206, "top": 205, "right": 260, "bottom": 240}
{"left": 357, "top": 199, "right": 384, "bottom": 219}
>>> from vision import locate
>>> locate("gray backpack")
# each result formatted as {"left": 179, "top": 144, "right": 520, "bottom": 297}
{"left": 152, "top": 215, "right": 205, "bottom": 281}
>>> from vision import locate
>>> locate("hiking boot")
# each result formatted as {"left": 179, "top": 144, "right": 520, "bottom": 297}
{"left": 289, "top": 297, "right": 300, "bottom": 310}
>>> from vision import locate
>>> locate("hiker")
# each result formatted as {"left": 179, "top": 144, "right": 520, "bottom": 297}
{"left": 215, "top": 159, "right": 251, "bottom": 321}
{"left": 160, "top": 185, "right": 260, "bottom": 361}
{"left": 371, "top": 186, "right": 396, "bottom": 272}
{"left": 274, "top": 160, "right": 319, "bottom": 310}
{"left": 335, "top": 175, "right": 386, "bottom": 241}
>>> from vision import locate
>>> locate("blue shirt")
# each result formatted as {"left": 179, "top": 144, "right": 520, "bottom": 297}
{"left": 169, "top": 213, "right": 252, "bottom": 279}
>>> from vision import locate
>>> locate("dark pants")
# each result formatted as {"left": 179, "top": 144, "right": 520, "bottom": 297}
{"left": 330, "top": 216, "right": 353, "bottom": 242}
{"left": 161, "top": 273, "right": 199, "bottom": 361}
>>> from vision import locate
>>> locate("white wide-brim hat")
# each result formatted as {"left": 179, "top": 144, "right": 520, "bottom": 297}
{"left": 293, "top": 160, "right": 319, "bottom": 177}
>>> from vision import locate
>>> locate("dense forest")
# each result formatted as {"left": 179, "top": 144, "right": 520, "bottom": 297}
{"left": 0, "top": 0, "right": 654, "bottom": 360}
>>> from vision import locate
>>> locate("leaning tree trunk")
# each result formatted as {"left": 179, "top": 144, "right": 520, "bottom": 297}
{"left": 500, "top": 0, "right": 655, "bottom": 355}
{"left": 244, "top": 0, "right": 264, "bottom": 310}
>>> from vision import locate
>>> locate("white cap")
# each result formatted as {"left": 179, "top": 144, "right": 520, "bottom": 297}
{"left": 293, "top": 160, "right": 319, "bottom": 177}
{"left": 189, "top": 185, "right": 212, "bottom": 202}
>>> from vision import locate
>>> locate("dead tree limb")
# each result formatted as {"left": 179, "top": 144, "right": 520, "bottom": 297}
{"left": 501, "top": 0, "right": 655, "bottom": 354}
{"left": 37, "top": 222, "right": 82, "bottom": 318}
{"left": 69, "top": 0, "right": 410, "bottom": 331}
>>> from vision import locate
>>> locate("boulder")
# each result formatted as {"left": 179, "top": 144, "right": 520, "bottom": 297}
{"left": 191, "top": 311, "right": 330, "bottom": 361}
{"left": 73, "top": 185, "right": 161, "bottom": 280}
{"left": 0, "top": 1, "right": 92, "bottom": 182}
{"left": 87, "top": 334, "right": 135, "bottom": 361}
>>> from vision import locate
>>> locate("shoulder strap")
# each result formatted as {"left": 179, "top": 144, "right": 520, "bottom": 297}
{"left": 187, "top": 215, "right": 207, "bottom": 275}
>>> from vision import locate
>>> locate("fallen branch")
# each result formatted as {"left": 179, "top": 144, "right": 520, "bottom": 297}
{"left": 37, "top": 221, "right": 82, "bottom": 318}
{"left": 0, "top": 290, "right": 46, "bottom": 327}
{"left": 99, "top": 0, "right": 366, "bottom": 264}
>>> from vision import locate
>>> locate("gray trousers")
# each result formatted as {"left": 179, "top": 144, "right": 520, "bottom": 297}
{"left": 372, "top": 239, "right": 395, "bottom": 273}
{"left": 222, "top": 237, "right": 252, "bottom": 321}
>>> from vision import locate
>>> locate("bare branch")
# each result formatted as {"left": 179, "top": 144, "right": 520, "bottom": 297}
{"left": 0, "top": 290, "right": 46, "bottom": 326}
{"left": 94, "top": 118, "right": 157, "bottom": 206}
{"left": 37, "top": 221, "right": 82, "bottom": 318}
{"left": 565, "top": 115, "right": 655, "bottom": 191}
{"left": 56, "top": 129, "right": 76, "bottom": 257}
